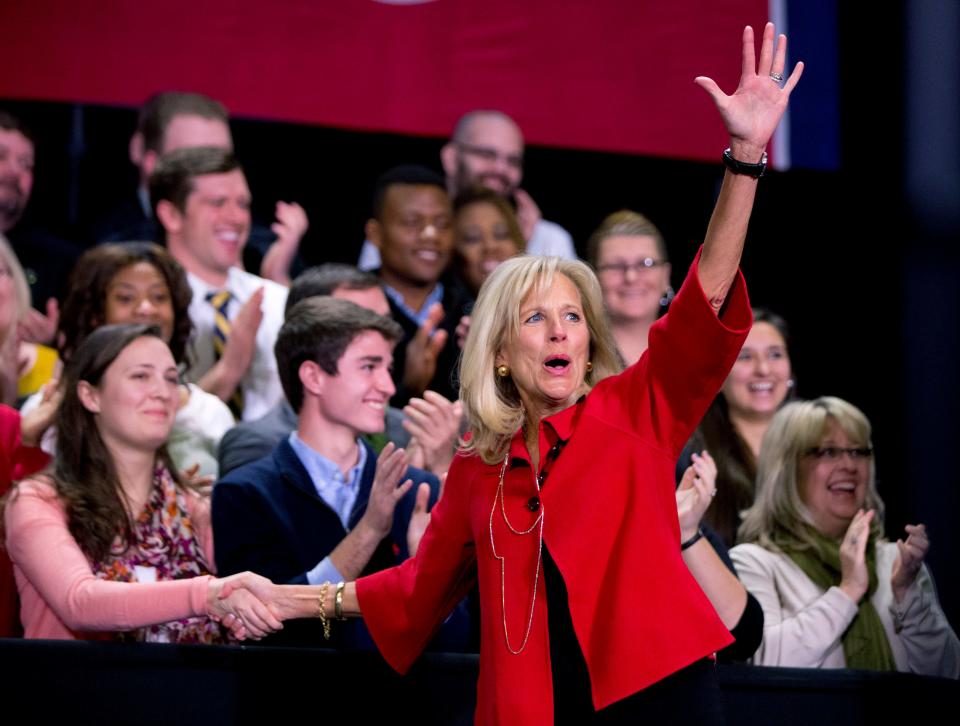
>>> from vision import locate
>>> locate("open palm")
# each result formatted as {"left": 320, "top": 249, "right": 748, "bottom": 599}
{"left": 696, "top": 23, "right": 804, "bottom": 154}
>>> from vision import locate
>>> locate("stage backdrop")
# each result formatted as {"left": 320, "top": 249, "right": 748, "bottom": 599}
{"left": 0, "top": 0, "right": 837, "bottom": 169}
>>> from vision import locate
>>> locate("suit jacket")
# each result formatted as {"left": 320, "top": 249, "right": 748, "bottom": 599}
{"left": 216, "top": 400, "right": 411, "bottom": 477}
{"left": 381, "top": 273, "right": 474, "bottom": 406}
{"left": 212, "top": 437, "right": 442, "bottom": 647}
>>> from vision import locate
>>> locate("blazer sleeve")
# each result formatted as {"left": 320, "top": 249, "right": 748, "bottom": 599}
{"left": 211, "top": 476, "right": 311, "bottom": 585}
{"left": 600, "top": 248, "right": 752, "bottom": 457}
{"left": 217, "top": 425, "right": 276, "bottom": 478}
{"left": 356, "top": 453, "right": 478, "bottom": 673}
{"left": 889, "top": 564, "right": 960, "bottom": 678}
{"left": 731, "top": 544, "right": 858, "bottom": 668}
{"left": 4, "top": 480, "right": 210, "bottom": 632}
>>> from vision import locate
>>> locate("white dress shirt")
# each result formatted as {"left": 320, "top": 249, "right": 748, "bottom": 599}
{"left": 185, "top": 267, "right": 288, "bottom": 421}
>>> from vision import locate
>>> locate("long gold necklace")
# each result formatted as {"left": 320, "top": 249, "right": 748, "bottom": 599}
{"left": 488, "top": 451, "right": 543, "bottom": 655}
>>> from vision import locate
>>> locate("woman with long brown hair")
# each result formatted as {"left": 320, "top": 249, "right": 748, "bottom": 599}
{"left": 4, "top": 324, "right": 278, "bottom": 641}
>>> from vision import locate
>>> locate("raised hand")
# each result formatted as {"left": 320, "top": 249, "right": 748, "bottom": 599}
{"left": 17, "top": 298, "right": 60, "bottom": 346}
{"left": 891, "top": 523, "right": 930, "bottom": 603}
{"left": 402, "top": 391, "right": 463, "bottom": 475}
{"left": 360, "top": 442, "right": 414, "bottom": 538}
{"left": 260, "top": 201, "right": 309, "bottom": 287}
{"left": 695, "top": 23, "right": 804, "bottom": 159}
{"left": 676, "top": 451, "right": 718, "bottom": 543}
{"left": 513, "top": 189, "right": 542, "bottom": 242}
{"left": 838, "top": 509, "right": 874, "bottom": 604}
{"left": 180, "top": 462, "right": 215, "bottom": 491}
{"left": 403, "top": 302, "right": 448, "bottom": 396}
{"left": 207, "top": 572, "right": 283, "bottom": 640}
{"left": 20, "top": 376, "right": 62, "bottom": 447}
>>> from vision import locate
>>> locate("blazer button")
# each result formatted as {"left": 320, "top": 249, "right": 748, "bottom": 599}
{"left": 527, "top": 496, "right": 540, "bottom": 512}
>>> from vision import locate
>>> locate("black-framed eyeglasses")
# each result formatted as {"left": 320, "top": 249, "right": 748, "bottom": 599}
{"left": 805, "top": 446, "right": 874, "bottom": 461}
{"left": 457, "top": 143, "right": 523, "bottom": 170}
{"left": 596, "top": 258, "right": 666, "bottom": 276}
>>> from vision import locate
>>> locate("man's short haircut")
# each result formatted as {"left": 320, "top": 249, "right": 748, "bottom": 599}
{"left": 0, "top": 110, "right": 35, "bottom": 145}
{"left": 450, "top": 109, "right": 517, "bottom": 144}
{"left": 138, "top": 92, "right": 229, "bottom": 155}
{"left": 275, "top": 297, "right": 403, "bottom": 412}
{"left": 149, "top": 145, "right": 241, "bottom": 216}
{"left": 371, "top": 164, "right": 447, "bottom": 220}
{"left": 285, "top": 264, "right": 382, "bottom": 318}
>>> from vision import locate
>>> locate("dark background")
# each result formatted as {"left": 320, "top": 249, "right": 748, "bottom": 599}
{"left": 3, "top": 2, "right": 958, "bottom": 625}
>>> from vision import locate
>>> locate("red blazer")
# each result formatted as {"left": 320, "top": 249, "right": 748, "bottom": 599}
{"left": 0, "top": 405, "right": 51, "bottom": 637}
{"left": 357, "top": 254, "right": 752, "bottom": 725}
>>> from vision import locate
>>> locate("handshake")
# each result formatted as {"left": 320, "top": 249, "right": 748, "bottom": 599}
{"left": 205, "top": 572, "right": 307, "bottom": 641}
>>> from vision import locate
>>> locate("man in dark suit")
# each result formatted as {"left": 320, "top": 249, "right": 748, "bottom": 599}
{"left": 212, "top": 296, "right": 455, "bottom": 647}
{"left": 365, "top": 165, "right": 474, "bottom": 406}
{"left": 1, "top": 110, "right": 80, "bottom": 344}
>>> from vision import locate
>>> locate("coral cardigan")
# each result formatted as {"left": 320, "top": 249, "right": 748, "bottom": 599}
{"left": 357, "top": 254, "right": 752, "bottom": 725}
{"left": 4, "top": 479, "right": 214, "bottom": 640}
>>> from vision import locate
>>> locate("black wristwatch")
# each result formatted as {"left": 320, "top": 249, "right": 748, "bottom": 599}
{"left": 722, "top": 148, "right": 768, "bottom": 178}
{"left": 681, "top": 527, "right": 705, "bottom": 551}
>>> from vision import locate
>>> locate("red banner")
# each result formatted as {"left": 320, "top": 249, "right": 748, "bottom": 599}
{"left": 0, "top": 0, "right": 767, "bottom": 160}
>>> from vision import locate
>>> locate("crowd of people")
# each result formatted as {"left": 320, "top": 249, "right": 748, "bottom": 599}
{"left": 0, "top": 21, "right": 956, "bottom": 725}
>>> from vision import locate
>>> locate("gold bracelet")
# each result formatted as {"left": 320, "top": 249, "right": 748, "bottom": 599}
{"left": 318, "top": 581, "right": 331, "bottom": 640}
{"left": 335, "top": 581, "right": 346, "bottom": 621}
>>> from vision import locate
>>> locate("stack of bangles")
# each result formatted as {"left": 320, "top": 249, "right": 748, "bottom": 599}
{"left": 317, "top": 581, "right": 348, "bottom": 640}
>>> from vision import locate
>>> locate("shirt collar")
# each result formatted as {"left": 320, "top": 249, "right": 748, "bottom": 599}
{"left": 383, "top": 282, "right": 444, "bottom": 327}
{"left": 507, "top": 395, "right": 585, "bottom": 468}
{"left": 288, "top": 432, "right": 367, "bottom": 491}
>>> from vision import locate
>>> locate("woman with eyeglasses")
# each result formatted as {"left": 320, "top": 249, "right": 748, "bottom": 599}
{"left": 731, "top": 397, "right": 960, "bottom": 675}
{"left": 587, "top": 211, "right": 673, "bottom": 367}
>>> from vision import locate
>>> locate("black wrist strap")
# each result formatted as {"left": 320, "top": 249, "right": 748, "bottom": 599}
{"left": 681, "top": 527, "right": 705, "bottom": 551}
{"left": 722, "top": 148, "right": 768, "bottom": 178}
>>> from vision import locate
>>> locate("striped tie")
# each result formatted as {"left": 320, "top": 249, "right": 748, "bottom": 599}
{"left": 207, "top": 290, "right": 244, "bottom": 419}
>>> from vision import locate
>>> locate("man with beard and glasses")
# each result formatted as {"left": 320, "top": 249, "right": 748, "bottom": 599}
{"left": 358, "top": 110, "right": 576, "bottom": 270}
{"left": 0, "top": 111, "right": 80, "bottom": 345}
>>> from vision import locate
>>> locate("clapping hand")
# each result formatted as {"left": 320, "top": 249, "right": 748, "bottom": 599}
{"left": 406, "top": 473, "right": 446, "bottom": 557}
{"left": 838, "top": 509, "right": 875, "bottom": 604}
{"left": 891, "top": 523, "right": 930, "bottom": 603}
{"left": 676, "top": 451, "right": 718, "bottom": 544}
{"left": 403, "top": 303, "right": 448, "bottom": 396}
{"left": 403, "top": 391, "right": 463, "bottom": 476}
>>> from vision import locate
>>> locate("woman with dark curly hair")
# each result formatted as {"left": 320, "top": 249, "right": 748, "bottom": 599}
{"left": 23, "top": 242, "right": 234, "bottom": 477}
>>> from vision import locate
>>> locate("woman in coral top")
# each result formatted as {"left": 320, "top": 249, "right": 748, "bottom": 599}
{"left": 3, "top": 323, "right": 281, "bottom": 642}
{"left": 256, "top": 23, "right": 803, "bottom": 723}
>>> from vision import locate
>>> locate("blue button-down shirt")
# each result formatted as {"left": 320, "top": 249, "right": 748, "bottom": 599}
{"left": 288, "top": 432, "right": 368, "bottom": 585}
{"left": 383, "top": 282, "right": 444, "bottom": 327}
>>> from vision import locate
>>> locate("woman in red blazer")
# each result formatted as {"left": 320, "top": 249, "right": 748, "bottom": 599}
{"left": 255, "top": 23, "right": 803, "bottom": 724}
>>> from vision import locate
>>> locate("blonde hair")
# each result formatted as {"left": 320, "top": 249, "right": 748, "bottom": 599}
{"left": 0, "top": 233, "right": 32, "bottom": 339}
{"left": 737, "top": 396, "right": 885, "bottom": 550}
{"left": 586, "top": 210, "right": 668, "bottom": 268}
{"left": 459, "top": 255, "right": 622, "bottom": 464}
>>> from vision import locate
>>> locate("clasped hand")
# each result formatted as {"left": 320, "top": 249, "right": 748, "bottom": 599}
{"left": 207, "top": 572, "right": 284, "bottom": 640}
